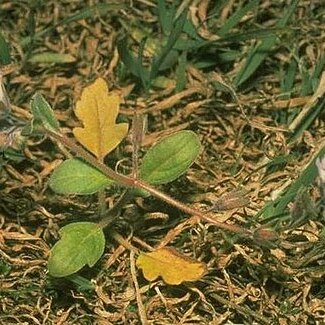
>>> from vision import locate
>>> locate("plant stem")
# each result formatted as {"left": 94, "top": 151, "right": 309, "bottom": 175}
{"left": 99, "top": 189, "right": 133, "bottom": 228}
{"left": 46, "top": 129, "right": 134, "bottom": 185}
{"left": 134, "top": 179, "right": 251, "bottom": 235}
{"left": 45, "top": 129, "right": 252, "bottom": 236}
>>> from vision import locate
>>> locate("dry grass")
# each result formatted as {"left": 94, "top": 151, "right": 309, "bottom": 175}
{"left": 0, "top": 1, "right": 325, "bottom": 324}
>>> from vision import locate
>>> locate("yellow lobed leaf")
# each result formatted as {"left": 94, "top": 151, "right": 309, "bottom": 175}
{"left": 136, "top": 247, "right": 207, "bottom": 285}
{"left": 73, "top": 78, "right": 128, "bottom": 159}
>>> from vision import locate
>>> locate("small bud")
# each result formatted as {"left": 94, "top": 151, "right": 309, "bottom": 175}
{"left": 253, "top": 227, "right": 278, "bottom": 245}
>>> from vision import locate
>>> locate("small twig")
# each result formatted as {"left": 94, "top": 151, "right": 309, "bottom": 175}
{"left": 130, "top": 250, "right": 148, "bottom": 325}
{"left": 97, "top": 189, "right": 107, "bottom": 218}
{"left": 131, "top": 112, "right": 146, "bottom": 178}
{"left": 209, "top": 292, "right": 270, "bottom": 324}
{"left": 107, "top": 229, "right": 139, "bottom": 254}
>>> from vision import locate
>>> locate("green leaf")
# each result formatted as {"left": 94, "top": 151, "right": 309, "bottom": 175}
{"left": 48, "top": 222, "right": 105, "bottom": 278}
{"left": 49, "top": 158, "right": 114, "bottom": 195}
{"left": 0, "top": 32, "right": 11, "bottom": 65}
{"left": 28, "top": 52, "right": 76, "bottom": 63}
{"left": 139, "top": 130, "right": 201, "bottom": 184}
{"left": 30, "top": 93, "right": 60, "bottom": 132}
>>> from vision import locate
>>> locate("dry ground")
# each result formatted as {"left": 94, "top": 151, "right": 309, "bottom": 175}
{"left": 1, "top": 1, "right": 325, "bottom": 324}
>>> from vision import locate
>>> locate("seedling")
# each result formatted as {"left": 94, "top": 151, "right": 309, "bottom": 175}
{"left": 0, "top": 66, "right": 27, "bottom": 161}
{"left": 28, "top": 78, "right": 257, "bottom": 283}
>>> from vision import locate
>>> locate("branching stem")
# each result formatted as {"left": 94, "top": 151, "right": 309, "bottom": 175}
{"left": 45, "top": 129, "right": 252, "bottom": 237}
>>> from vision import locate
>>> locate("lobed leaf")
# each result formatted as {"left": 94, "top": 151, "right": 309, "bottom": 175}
{"left": 49, "top": 158, "right": 113, "bottom": 195}
{"left": 48, "top": 222, "right": 105, "bottom": 278}
{"left": 136, "top": 247, "right": 207, "bottom": 285}
{"left": 73, "top": 78, "right": 128, "bottom": 160}
{"left": 139, "top": 130, "right": 201, "bottom": 184}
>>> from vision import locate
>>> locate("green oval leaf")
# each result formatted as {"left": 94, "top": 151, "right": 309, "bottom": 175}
{"left": 28, "top": 52, "right": 76, "bottom": 64}
{"left": 49, "top": 158, "right": 113, "bottom": 195}
{"left": 139, "top": 130, "right": 201, "bottom": 184}
{"left": 48, "top": 222, "right": 105, "bottom": 278}
{"left": 30, "top": 93, "right": 60, "bottom": 132}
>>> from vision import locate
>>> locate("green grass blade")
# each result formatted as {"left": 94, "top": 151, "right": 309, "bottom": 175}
{"left": 118, "top": 39, "right": 143, "bottom": 79}
{"left": 117, "top": 38, "right": 150, "bottom": 90}
{"left": 312, "top": 55, "right": 325, "bottom": 90}
{"left": 300, "top": 61, "right": 313, "bottom": 96}
{"left": 258, "top": 140, "right": 325, "bottom": 220}
{"left": 280, "top": 54, "right": 298, "bottom": 98}
{"left": 150, "top": 11, "right": 186, "bottom": 81}
{"left": 183, "top": 18, "right": 202, "bottom": 41}
{"left": 218, "top": 0, "right": 259, "bottom": 37}
{"left": 157, "top": 0, "right": 175, "bottom": 35}
{"left": 20, "top": 3, "right": 124, "bottom": 48}
{"left": 174, "top": 28, "right": 285, "bottom": 52}
{"left": 288, "top": 96, "right": 325, "bottom": 143}
{"left": 234, "top": 0, "right": 299, "bottom": 87}
{"left": 288, "top": 72, "right": 325, "bottom": 143}
{"left": 0, "top": 32, "right": 11, "bottom": 65}
{"left": 301, "top": 54, "right": 325, "bottom": 95}
{"left": 137, "top": 37, "right": 150, "bottom": 90}
{"left": 175, "top": 51, "right": 187, "bottom": 92}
